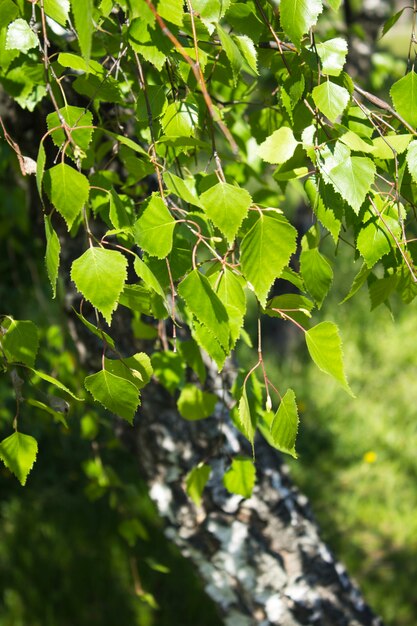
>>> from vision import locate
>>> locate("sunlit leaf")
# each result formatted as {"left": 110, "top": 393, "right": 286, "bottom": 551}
{"left": 71, "top": 248, "right": 128, "bottom": 324}
{"left": 280, "top": 0, "right": 323, "bottom": 49}
{"left": 200, "top": 182, "right": 252, "bottom": 244}
{"left": 45, "top": 163, "right": 89, "bottom": 230}
{"left": 258, "top": 127, "right": 298, "bottom": 164}
{"left": 157, "top": 0, "right": 184, "bottom": 26}
{"left": 2, "top": 319, "right": 39, "bottom": 367}
{"left": 6, "top": 19, "right": 38, "bottom": 53}
{"left": 312, "top": 81, "right": 349, "bottom": 123}
{"left": 316, "top": 37, "right": 347, "bottom": 76}
{"left": 160, "top": 101, "right": 198, "bottom": 138}
{"left": 223, "top": 457, "right": 256, "bottom": 498}
{"left": 44, "top": 0, "right": 70, "bottom": 26}
{"left": 270, "top": 389, "right": 299, "bottom": 458}
{"left": 85, "top": 369, "right": 140, "bottom": 424}
{"left": 328, "top": 156, "right": 375, "bottom": 213}
{"left": 0, "top": 432, "right": 38, "bottom": 486}
{"left": 305, "top": 321, "right": 353, "bottom": 396}
{"left": 237, "top": 386, "right": 256, "bottom": 446}
{"left": 390, "top": 70, "right": 417, "bottom": 129}
{"left": 241, "top": 213, "right": 297, "bottom": 307}
{"left": 134, "top": 194, "right": 176, "bottom": 258}
{"left": 300, "top": 248, "right": 333, "bottom": 308}
{"left": 46, "top": 106, "right": 94, "bottom": 153}
{"left": 406, "top": 140, "right": 417, "bottom": 184}
{"left": 72, "top": 0, "right": 93, "bottom": 63}
{"left": 178, "top": 269, "right": 230, "bottom": 351}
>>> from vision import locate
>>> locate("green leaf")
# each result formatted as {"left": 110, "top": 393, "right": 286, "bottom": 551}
{"left": 312, "top": 81, "right": 350, "bottom": 123}
{"left": 104, "top": 353, "right": 151, "bottom": 391}
{"left": 280, "top": 0, "right": 323, "bottom": 49}
{"left": 369, "top": 275, "right": 397, "bottom": 310}
{"left": 85, "top": 370, "right": 140, "bottom": 424}
{"left": 105, "top": 131, "right": 148, "bottom": 156}
{"left": 27, "top": 398, "right": 68, "bottom": 428}
{"left": 316, "top": 37, "right": 347, "bottom": 76}
{"left": 151, "top": 351, "right": 185, "bottom": 394}
{"left": 328, "top": 156, "right": 375, "bottom": 213}
{"left": 200, "top": 182, "right": 252, "bottom": 243}
{"left": 382, "top": 8, "right": 406, "bottom": 37}
{"left": 44, "top": 216, "right": 60, "bottom": 298}
{"left": 134, "top": 194, "right": 175, "bottom": 258}
{"left": 406, "top": 140, "right": 417, "bottom": 184}
{"left": 157, "top": 0, "right": 184, "bottom": 25}
{"left": 390, "top": 70, "right": 417, "bottom": 129}
{"left": 119, "top": 284, "right": 153, "bottom": 315}
{"left": 163, "top": 172, "right": 201, "bottom": 207}
{"left": 177, "top": 339, "right": 206, "bottom": 384}
{"left": 266, "top": 293, "right": 313, "bottom": 314}
{"left": 29, "top": 368, "right": 82, "bottom": 400}
{"left": 300, "top": 248, "right": 333, "bottom": 308}
{"left": 237, "top": 386, "right": 256, "bottom": 446}
{"left": 36, "top": 142, "right": 46, "bottom": 198}
{"left": 124, "top": 353, "right": 153, "bottom": 388}
{"left": 71, "top": 248, "right": 128, "bottom": 324}
{"left": 340, "top": 262, "right": 370, "bottom": 304}
{"left": 305, "top": 321, "right": 353, "bottom": 395}
{"left": 215, "top": 269, "right": 246, "bottom": 348}
{"left": 160, "top": 101, "right": 198, "bottom": 138}
{"left": 6, "top": 19, "right": 38, "bottom": 53}
{"left": 1, "top": 319, "right": 39, "bottom": 367}
{"left": 178, "top": 269, "right": 230, "bottom": 351}
{"left": 137, "top": 84, "right": 167, "bottom": 123}
{"left": 45, "top": 163, "right": 89, "bottom": 230}
{"left": 0, "top": 0, "right": 18, "bottom": 30}
{"left": 217, "top": 25, "right": 243, "bottom": 84}
{"left": 372, "top": 134, "right": 413, "bottom": 159}
{"left": 317, "top": 139, "right": 351, "bottom": 185}
{"left": 57, "top": 52, "right": 104, "bottom": 75}
{"left": 108, "top": 189, "right": 132, "bottom": 229}
{"left": 235, "top": 35, "right": 258, "bottom": 74}
{"left": 270, "top": 389, "right": 299, "bottom": 458}
{"left": 186, "top": 463, "right": 211, "bottom": 507}
{"left": 128, "top": 18, "right": 172, "bottom": 71}
{"left": 0, "top": 432, "right": 38, "bottom": 486}
{"left": 72, "top": 0, "right": 93, "bottom": 63}
{"left": 356, "top": 211, "right": 401, "bottom": 268}
{"left": 192, "top": 0, "right": 231, "bottom": 26}
{"left": 44, "top": 0, "right": 70, "bottom": 26}
{"left": 73, "top": 310, "right": 116, "bottom": 349}
{"left": 257, "top": 127, "right": 298, "bottom": 164}
{"left": 338, "top": 130, "right": 375, "bottom": 153}
{"left": 46, "top": 106, "right": 94, "bottom": 153}
{"left": 223, "top": 457, "right": 256, "bottom": 498}
{"left": 177, "top": 384, "right": 217, "bottom": 420}
{"left": 191, "top": 320, "right": 227, "bottom": 371}
{"left": 305, "top": 178, "right": 341, "bottom": 242}
{"left": 240, "top": 212, "right": 297, "bottom": 307}
{"left": 134, "top": 256, "right": 167, "bottom": 301}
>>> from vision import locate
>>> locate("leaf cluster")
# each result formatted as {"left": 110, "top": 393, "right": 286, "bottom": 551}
{"left": 0, "top": 0, "right": 416, "bottom": 498}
